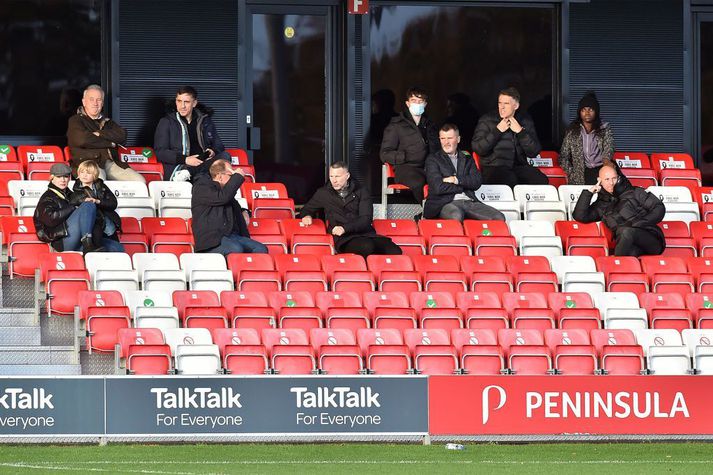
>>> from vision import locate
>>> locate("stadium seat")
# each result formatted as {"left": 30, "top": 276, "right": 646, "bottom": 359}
{"left": 412, "top": 255, "right": 466, "bottom": 293}
{"left": 117, "top": 327, "right": 168, "bottom": 371}
{"left": 498, "top": 328, "right": 551, "bottom": 375}
{"left": 549, "top": 255, "right": 605, "bottom": 293}
{"left": 17, "top": 145, "right": 63, "bottom": 175}
{"left": 640, "top": 256, "right": 695, "bottom": 294}
{"left": 473, "top": 184, "right": 520, "bottom": 221}
{"left": 211, "top": 328, "right": 268, "bottom": 375}
{"left": 357, "top": 328, "right": 411, "bottom": 374}
{"left": 544, "top": 328, "right": 597, "bottom": 374}
{"left": 634, "top": 328, "right": 691, "bottom": 375}
{"left": 180, "top": 253, "right": 234, "bottom": 292}
{"left": 124, "top": 289, "right": 175, "bottom": 316}
{"left": 126, "top": 343, "right": 173, "bottom": 375}
{"left": 225, "top": 148, "right": 249, "bottom": 166}
{"left": 403, "top": 328, "right": 458, "bottom": 375}
{"left": 418, "top": 219, "right": 471, "bottom": 255}
{"left": 133, "top": 252, "right": 186, "bottom": 291}
{"left": 226, "top": 253, "right": 279, "bottom": 293}
{"left": 183, "top": 306, "right": 229, "bottom": 330}
{"left": 590, "top": 328, "right": 645, "bottom": 375}
{"left": 310, "top": 328, "right": 362, "bottom": 374}
{"left": 451, "top": 328, "right": 504, "bottom": 375}
{"left": 39, "top": 252, "right": 88, "bottom": 316}
{"left": 372, "top": 218, "right": 420, "bottom": 237}
{"left": 321, "top": 254, "right": 374, "bottom": 293}
{"left": 148, "top": 181, "right": 192, "bottom": 219}
{"left": 513, "top": 184, "right": 566, "bottom": 224}
{"left": 7, "top": 179, "right": 46, "bottom": 216}
{"left": 172, "top": 290, "right": 220, "bottom": 324}
{"left": 685, "top": 293, "right": 713, "bottom": 328}
{"left": 646, "top": 186, "right": 700, "bottom": 224}
{"left": 8, "top": 232, "right": 50, "bottom": 278}
{"left": 558, "top": 185, "right": 591, "bottom": 220}
{"left": 262, "top": 328, "right": 316, "bottom": 375}
{"left": 681, "top": 329, "right": 713, "bottom": 374}
{"left": 274, "top": 254, "right": 327, "bottom": 293}
{"left": 596, "top": 256, "right": 648, "bottom": 294}
{"left": 85, "top": 305, "right": 131, "bottom": 353}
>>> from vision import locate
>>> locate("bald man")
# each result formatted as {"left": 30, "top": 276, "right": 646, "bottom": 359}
{"left": 573, "top": 164, "right": 665, "bottom": 256}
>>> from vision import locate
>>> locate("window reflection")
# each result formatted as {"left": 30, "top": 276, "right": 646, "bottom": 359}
{"left": 367, "top": 5, "right": 554, "bottom": 196}
{"left": 0, "top": 0, "right": 101, "bottom": 140}
{"left": 252, "top": 14, "right": 326, "bottom": 204}
{"left": 701, "top": 21, "right": 713, "bottom": 183}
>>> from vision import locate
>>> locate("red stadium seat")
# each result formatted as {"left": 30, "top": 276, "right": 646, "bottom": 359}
{"left": 172, "top": 290, "right": 220, "bottom": 323}
{"left": 252, "top": 198, "right": 295, "bottom": 219}
{"left": 17, "top": 145, "right": 63, "bottom": 174}
{"left": 267, "top": 290, "right": 315, "bottom": 312}
{"left": 544, "top": 328, "right": 597, "bottom": 374}
{"left": 241, "top": 182, "right": 289, "bottom": 210}
{"left": 455, "top": 291, "right": 502, "bottom": 313}
{"left": 291, "top": 234, "right": 334, "bottom": 255}
{"left": 321, "top": 254, "right": 374, "bottom": 293}
{"left": 310, "top": 328, "right": 362, "bottom": 375}
{"left": 141, "top": 217, "right": 187, "bottom": 240}
{"left": 8, "top": 233, "right": 50, "bottom": 278}
{"left": 225, "top": 148, "right": 249, "bottom": 166}
{"left": 373, "top": 218, "right": 419, "bottom": 236}
{"left": 403, "top": 328, "right": 458, "bottom": 375}
{"left": 685, "top": 293, "right": 713, "bottom": 328}
{"left": 451, "top": 328, "right": 504, "bottom": 375}
{"left": 613, "top": 151, "right": 651, "bottom": 169}
{"left": 246, "top": 218, "right": 282, "bottom": 235}
{"left": 596, "top": 255, "right": 648, "bottom": 293}
{"left": 261, "top": 328, "right": 315, "bottom": 375}
{"left": 279, "top": 306, "right": 323, "bottom": 332}
{"left": 127, "top": 344, "right": 173, "bottom": 375}
{"left": 85, "top": 305, "right": 131, "bottom": 353}
{"left": 651, "top": 152, "right": 695, "bottom": 174}
{"left": 77, "top": 290, "right": 125, "bottom": 320}
{"left": 280, "top": 218, "right": 327, "bottom": 246}
{"left": 357, "top": 328, "right": 411, "bottom": 374}
{"left": 501, "top": 292, "right": 549, "bottom": 316}
{"left": 687, "top": 256, "right": 713, "bottom": 292}
{"left": 220, "top": 290, "right": 268, "bottom": 318}
{"left": 389, "top": 235, "right": 427, "bottom": 255}
{"left": 590, "top": 329, "right": 645, "bottom": 375}
{"left": 498, "top": 328, "right": 551, "bottom": 375}
{"left": 183, "top": 306, "right": 229, "bottom": 330}
{"left": 274, "top": 254, "right": 326, "bottom": 293}
{"left": 620, "top": 167, "right": 658, "bottom": 188}
{"left": 227, "top": 253, "right": 280, "bottom": 292}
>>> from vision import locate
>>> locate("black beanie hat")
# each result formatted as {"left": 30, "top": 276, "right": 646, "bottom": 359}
{"left": 577, "top": 92, "right": 600, "bottom": 116}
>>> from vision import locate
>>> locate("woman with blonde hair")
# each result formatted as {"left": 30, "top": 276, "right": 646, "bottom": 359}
{"left": 69, "top": 160, "right": 124, "bottom": 252}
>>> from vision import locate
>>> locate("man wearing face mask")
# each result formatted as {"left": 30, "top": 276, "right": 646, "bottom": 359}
{"left": 299, "top": 162, "right": 402, "bottom": 258}
{"left": 472, "top": 87, "right": 548, "bottom": 188}
{"left": 380, "top": 87, "right": 439, "bottom": 206}
{"left": 573, "top": 164, "right": 665, "bottom": 256}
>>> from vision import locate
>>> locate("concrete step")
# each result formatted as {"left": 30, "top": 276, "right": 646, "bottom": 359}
{"left": 0, "top": 309, "right": 37, "bottom": 327}
{"left": 0, "top": 346, "right": 77, "bottom": 365}
{"left": 0, "top": 327, "right": 41, "bottom": 346}
{"left": 0, "top": 364, "right": 81, "bottom": 375}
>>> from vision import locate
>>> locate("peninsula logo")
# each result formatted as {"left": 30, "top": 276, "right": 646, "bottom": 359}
{"left": 481, "top": 385, "right": 507, "bottom": 424}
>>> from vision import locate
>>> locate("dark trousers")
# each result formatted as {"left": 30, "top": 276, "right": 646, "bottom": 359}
{"left": 614, "top": 227, "right": 664, "bottom": 257}
{"left": 394, "top": 164, "right": 426, "bottom": 203}
{"left": 340, "top": 236, "right": 403, "bottom": 258}
{"left": 481, "top": 165, "right": 548, "bottom": 188}
{"left": 584, "top": 166, "right": 602, "bottom": 185}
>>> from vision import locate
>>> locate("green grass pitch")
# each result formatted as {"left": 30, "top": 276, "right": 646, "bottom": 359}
{"left": 0, "top": 442, "right": 711, "bottom": 474}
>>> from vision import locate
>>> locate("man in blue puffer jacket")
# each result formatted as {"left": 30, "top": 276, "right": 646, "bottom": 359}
{"left": 154, "top": 85, "right": 230, "bottom": 181}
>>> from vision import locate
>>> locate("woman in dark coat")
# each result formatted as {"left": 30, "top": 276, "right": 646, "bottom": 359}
{"left": 573, "top": 163, "right": 665, "bottom": 256}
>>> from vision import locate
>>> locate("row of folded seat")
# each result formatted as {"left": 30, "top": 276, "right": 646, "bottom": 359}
{"left": 37, "top": 249, "right": 713, "bottom": 306}
{"left": 116, "top": 326, "right": 713, "bottom": 377}
{"left": 73, "top": 285, "right": 713, "bottom": 354}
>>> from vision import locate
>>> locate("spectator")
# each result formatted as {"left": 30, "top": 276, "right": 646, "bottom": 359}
{"left": 191, "top": 159, "right": 267, "bottom": 256}
{"left": 69, "top": 160, "right": 123, "bottom": 252}
{"left": 573, "top": 164, "right": 665, "bottom": 256}
{"left": 472, "top": 87, "right": 547, "bottom": 188}
{"left": 424, "top": 123, "right": 505, "bottom": 222}
{"left": 559, "top": 91, "right": 615, "bottom": 185}
{"left": 67, "top": 85, "right": 145, "bottom": 182}
{"left": 380, "top": 86, "right": 439, "bottom": 205}
{"left": 34, "top": 163, "right": 124, "bottom": 253}
{"left": 154, "top": 85, "right": 230, "bottom": 182}
{"left": 299, "top": 162, "right": 402, "bottom": 258}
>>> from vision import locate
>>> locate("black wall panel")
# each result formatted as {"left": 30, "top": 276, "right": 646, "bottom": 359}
{"left": 117, "top": 0, "right": 239, "bottom": 147}
{"left": 569, "top": 0, "right": 684, "bottom": 153}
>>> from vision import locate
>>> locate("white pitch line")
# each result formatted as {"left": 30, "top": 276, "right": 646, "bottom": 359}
{"left": 7, "top": 459, "right": 713, "bottom": 465}
{"left": 0, "top": 462, "right": 211, "bottom": 475}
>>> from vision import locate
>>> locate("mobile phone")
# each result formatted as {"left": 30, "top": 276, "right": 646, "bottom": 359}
{"left": 199, "top": 150, "right": 211, "bottom": 160}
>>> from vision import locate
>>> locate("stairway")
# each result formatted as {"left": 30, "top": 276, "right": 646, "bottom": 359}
{"left": 0, "top": 275, "right": 81, "bottom": 375}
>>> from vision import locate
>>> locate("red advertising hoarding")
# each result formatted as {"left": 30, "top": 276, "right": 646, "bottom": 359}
{"left": 430, "top": 376, "right": 713, "bottom": 435}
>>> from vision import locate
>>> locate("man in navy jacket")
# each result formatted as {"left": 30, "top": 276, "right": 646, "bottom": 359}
{"left": 424, "top": 123, "right": 505, "bottom": 221}
{"left": 154, "top": 85, "right": 230, "bottom": 181}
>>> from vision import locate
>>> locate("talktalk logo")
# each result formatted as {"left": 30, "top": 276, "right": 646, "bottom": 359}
{"left": 481, "top": 385, "right": 507, "bottom": 424}
{"left": 0, "top": 388, "right": 53, "bottom": 409}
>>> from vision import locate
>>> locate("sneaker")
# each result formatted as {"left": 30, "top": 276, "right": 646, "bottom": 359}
{"left": 172, "top": 169, "right": 191, "bottom": 182}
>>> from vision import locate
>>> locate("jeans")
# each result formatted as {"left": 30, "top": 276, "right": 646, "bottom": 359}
{"left": 60, "top": 202, "right": 125, "bottom": 252}
{"left": 206, "top": 233, "right": 268, "bottom": 256}
{"left": 61, "top": 202, "right": 96, "bottom": 251}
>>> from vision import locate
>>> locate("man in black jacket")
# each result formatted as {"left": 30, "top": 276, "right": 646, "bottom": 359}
{"left": 573, "top": 164, "right": 665, "bottom": 256}
{"left": 472, "top": 87, "right": 548, "bottom": 188}
{"left": 154, "top": 86, "right": 230, "bottom": 181}
{"left": 380, "top": 86, "right": 438, "bottom": 204}
{"left": 424, "top": 124, "right": 505, "bottom": 221}
{"left": 299, "top": 162, "right": 401, "bottom": 258}
{"left": 190, "top": 159, "right": 267, "bottom": 256}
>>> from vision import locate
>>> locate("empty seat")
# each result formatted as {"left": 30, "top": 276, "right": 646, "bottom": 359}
{"left": 451, "top": 328, "right": 504, "bottom": 375}
{"left": 262, "top": 328, "right": 316, "bottom": 374}
{"left": 357, "top": 328, "right": 411, "bottom": 374}
{"left": 498, "top": 328, "right": 551, "bottom": 375}
{"left": 212, "top": 328, "right": 268, "bottom": 375}
{"left": 133, "top": 252, "right": 186, "bottom": 291}
{"left": 321, "top": 254, "right": 374, "bottom": 293}
{"left": 403, "top": 328, "right": 458, "bottom": 375}
{"left": 549, "top": 255, "right": 604, "bottom": 293}
{"left": 513, "top": 184, "right": 566, "bottom": 224}
{"left": 84, "top": 305, "right": 131, "bottom": 353}
{"left": 634, "top": 329, "right": 690, "bottom": 375}
{"left": 310, "top": 328, "right": 362, "bottom": 374}
{"left": 180, "top": 253, "right": 234, "bottom": 292}
{"left": 544, "top": 329, "right": 597, "bottom": 374}
{"left": 473, "top": 184, "right": 520, "bottom": 221}
{"left": 226, "top": 253, "right": 280, "bottom": 292}
{"left": 172, "top": 290, "right": 220, "bottom": 323}
{"left": 591, "top": 328, "right": 645, "bottom": 375}
{"left": 148, "top": 181, "right": 192, "bottom": 218}
{"left": 681, "top": 329, "right": 713, "bottom": 374}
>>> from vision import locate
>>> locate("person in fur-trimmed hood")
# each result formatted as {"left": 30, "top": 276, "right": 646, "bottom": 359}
{"left": 154, "top": 85, "right": 230, "bottom": 181}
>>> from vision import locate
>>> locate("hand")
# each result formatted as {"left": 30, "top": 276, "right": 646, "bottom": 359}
{"left": 442, "top": 176, "right": 457, "bottom": 184}
{"left": 331, "top": 226, "right": 345, "bottom": 236}
{"left": 185, "top": 155, "right": 203, "bottom": 167}
{"left": 496, "top": 118, "right": 510, "bottom": 132}
{"left": 242, "top": 210, "right": 250, "bottom": 225}
{"left": 84, "top": 197, "right": 99, "bottom": 204}
{"left": 301, "top": 215, "right": 313, "bottom": 226}
{"left": 589, "top": 178, "right": 601, "bottom": 194}
{"left": 232, "top": 167, "right": 245, "bottom": 176}
{"left": 206, "top": 148, "right": 216, "bottom": 159}
{"left": 92, "top": 131, "right": 100, "bottom": 137}
{"left": 508, "top": 117, "right": 523, "bottom": 133}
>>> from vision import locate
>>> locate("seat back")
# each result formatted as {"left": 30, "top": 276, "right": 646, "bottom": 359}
{"left": 118, "top": 146, "right": 157, "bottom": 164}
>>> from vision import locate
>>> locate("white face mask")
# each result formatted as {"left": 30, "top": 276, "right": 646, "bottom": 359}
{"left": 408, "top": 103, "right": 426, "bottom": 117}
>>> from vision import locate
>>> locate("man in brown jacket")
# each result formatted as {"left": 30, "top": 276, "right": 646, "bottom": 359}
{"left": 67, "top": 85, "right": 145, "bottom": 182}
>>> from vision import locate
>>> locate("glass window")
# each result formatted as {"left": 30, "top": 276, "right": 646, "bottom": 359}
{"left": 0, "top": 0, "right": 102, "bottom": 139}
{"left": 701, "top": 20, "right": 713, "bottom": 182}
{"left": 367, "top": 4, "right": 555, "bottom": 194}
